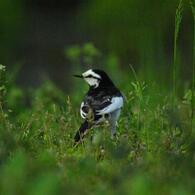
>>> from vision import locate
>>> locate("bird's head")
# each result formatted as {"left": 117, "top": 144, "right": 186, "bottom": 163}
{"left": 74, "top": 69, "right": 114, "bottom": 88}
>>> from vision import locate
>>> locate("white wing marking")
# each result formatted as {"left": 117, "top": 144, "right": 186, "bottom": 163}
{"left": 80, "top": 102, "right": 86, "bottom": 119}
{"left": 97, "top": 96, "right": 123, "bottom": 115}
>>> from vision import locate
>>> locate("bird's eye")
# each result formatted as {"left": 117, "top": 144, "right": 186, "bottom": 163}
{"left": 85, "top": 74, "right": 101, "bottom": 80}
{"left": 86, "top": 74, "right": 93, "bottom": 78}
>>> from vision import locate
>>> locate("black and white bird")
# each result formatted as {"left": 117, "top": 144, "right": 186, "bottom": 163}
{"left": 74, "top": 69, "right": 124, "bottom": 144}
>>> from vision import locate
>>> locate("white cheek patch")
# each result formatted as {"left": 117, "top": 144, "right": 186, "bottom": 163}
{"left": 84, "top": 78, "right": 99, "bottom": 88}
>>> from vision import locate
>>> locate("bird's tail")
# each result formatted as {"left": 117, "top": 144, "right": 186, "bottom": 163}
{"left": 74, "top": 121, "right": 90, "bottom": 144}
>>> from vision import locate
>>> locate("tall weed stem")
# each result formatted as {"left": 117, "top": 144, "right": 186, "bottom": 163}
{"left": 173, "top": 0, "right": 183, "bottom": 107}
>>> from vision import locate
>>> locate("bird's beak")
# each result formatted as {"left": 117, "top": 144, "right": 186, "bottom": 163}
{"left": 73, "top": 74, "right": 83, "bottom": 78}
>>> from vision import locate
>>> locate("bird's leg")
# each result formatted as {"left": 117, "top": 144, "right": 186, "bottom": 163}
{"left": 110, "top": 124, "right": 117, "bottom": 139}
{"left": 74, "top": 121, "right": 91, "bottom": 144}
{"left": 108, "top": 109, "right": 121, "bottom": 139}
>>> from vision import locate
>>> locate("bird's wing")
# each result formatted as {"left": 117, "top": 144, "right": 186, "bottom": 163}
{"left": 80, "top": 96, "right": 123, "bottom": 119}
{"left": 80, "top": 97, "right": 111, "bottom": 118}
{"left": 96, "top": 96, "right": 123, "bottom": 115}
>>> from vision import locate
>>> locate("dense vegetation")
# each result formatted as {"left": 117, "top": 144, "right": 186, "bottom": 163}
{"left": 0, "top": 0, "right": 195, "bottom": 194}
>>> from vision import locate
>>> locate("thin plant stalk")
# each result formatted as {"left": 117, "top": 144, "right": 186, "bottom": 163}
{"left": 190, "top": 0, "right": 195, "bottom": 131}
{"left": 173, "top": 0, "right": 183, "bottom": 107}
{"left": 128, "top": 64, "right": 141, "bottom": 132}
{"left": 128, "top": 64, "right": 149, "bottom": 148}
{"left": 129, "top": 64, "right": 143, "bottom": 100}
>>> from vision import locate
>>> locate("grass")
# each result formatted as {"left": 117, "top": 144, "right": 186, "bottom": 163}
{"left": 190, "top": 0, "right": 195, "bottom": 132}
{"left": 173, "top": 0, "right": 183, "bottom": 107}
{"left": 0, "top": 62, "right": 194, "bottom": 194}
{"left": 0, "top": 1, "right": 195, "bottom": 194}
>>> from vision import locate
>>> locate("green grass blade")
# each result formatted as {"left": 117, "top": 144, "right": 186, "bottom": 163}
{"left": 190, "top": 0, "right": 195, "bottom": 131}
{"left": 173, "top": 0, "right": 183, "bottom": 107}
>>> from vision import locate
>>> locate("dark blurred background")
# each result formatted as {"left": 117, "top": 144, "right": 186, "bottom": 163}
{"left": 0, "top": 0, "right": 193, "bottom": 91}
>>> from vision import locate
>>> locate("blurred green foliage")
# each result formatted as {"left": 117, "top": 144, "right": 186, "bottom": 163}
{"left": 0, "top": 0, "right": 23, "bottom": 63}
{"left": 80, "top": 0, "right": 193, "bottom": 87}
{"left": 65, "top": 43, "right": 101, "bottom": 67}
{"left": 0, "top": 45, "right": 195, "bottom": 194}
{"left": 81, "top": 0, "right": 177, "bottom": 58}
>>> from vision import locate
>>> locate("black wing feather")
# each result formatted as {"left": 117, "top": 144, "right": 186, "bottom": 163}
{"left": 81, "top": 95, "right": 112, "bottom": 121}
